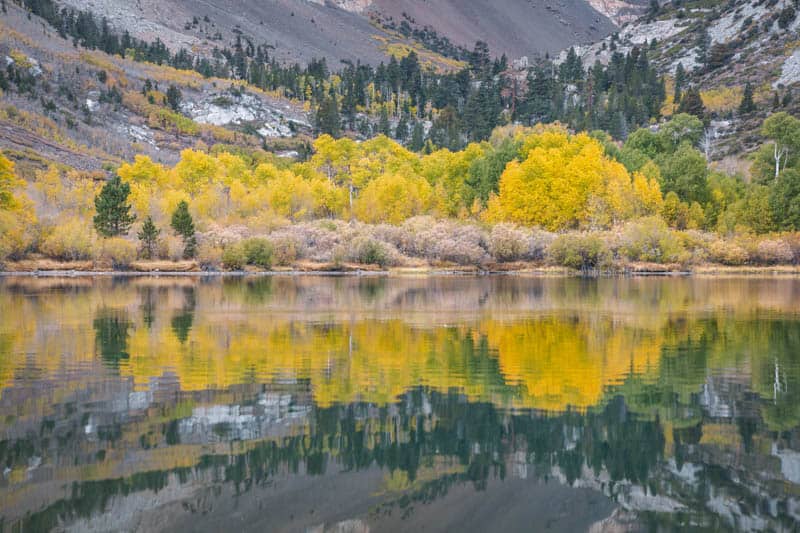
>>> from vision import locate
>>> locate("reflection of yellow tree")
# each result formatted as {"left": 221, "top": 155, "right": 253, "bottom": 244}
{"left": 120, "top": 316, "right": 665, "bottom": 411}
{"left": 487, "top": 318, "right": 662, "bottom": 411}
{"left": 4, "top": 277, "right": 800, "bottom": 418}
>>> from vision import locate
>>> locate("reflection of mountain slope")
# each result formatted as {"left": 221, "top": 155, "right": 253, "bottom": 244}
{"left": 5, "top": 386, "right": 800, "bottom": 531}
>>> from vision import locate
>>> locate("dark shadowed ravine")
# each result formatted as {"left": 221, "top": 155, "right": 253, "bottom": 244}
{"left": 1, "top": 276, "right": 800, "bottom": 532}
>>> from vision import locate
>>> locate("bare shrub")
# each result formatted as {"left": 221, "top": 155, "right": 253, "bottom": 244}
{"left": 340, "top": 236, "right": 396, "bottom": 268}
{"left": 270, "top": 235, "right": 300, "bottom": 266}
{"left": 489, "top": 224, "right": 529, "bottom": 262}
{"left": 159, "top": 235, "right": 185, "bottom": 261}
{"left": 200, "top": 223, "right": 251, "bottom": 248}
{"left": 400, "top": 217, "right": 489, "bottom": 266}
{"left": 548, "top": 233, "right": 612, "bottom": 271}
{"left": 99, "top": 238, "right": 137, "bottom": 269}
{"left": 754, "top": 238, "right": 794, "bottom": 265}
{"left": 276, "top": 220, "right": 352, "bottom": 263}
{"left": 197, "top": 242, "right": 223, "bottom": 270}
{"left": 528, "top": 229, "right": 556, "bottom": 261}
{"left": 679, "top": 230, "right": 712, "bottom": 264}
{"left": 707, "top": 239, "right": 748, "bottom": 265}
{"left": 620, "top": 217, "right": 686, "bottom": 264}
{"left": 41, "top": 218, "right": 94, "bottom": 261}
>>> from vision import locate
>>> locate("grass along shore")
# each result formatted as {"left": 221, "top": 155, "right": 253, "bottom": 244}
{"left": 5, "top": 256, "right": 800, "bottom": 277}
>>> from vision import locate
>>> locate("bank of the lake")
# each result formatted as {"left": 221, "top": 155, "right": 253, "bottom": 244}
{"left": 5, "top": 258, "right": 800, "bottom": 276}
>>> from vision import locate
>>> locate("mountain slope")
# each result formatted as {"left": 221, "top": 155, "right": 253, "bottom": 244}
{"left": 366, "top": 0, "right": 618, "bottom": 58}
{"left": 56, "top": 0, "right": 626, "bottom": 65}
{"left": 559, "top": 0, "right": 800, "bottom": 160}
{"left": 0, "top": 3, "right": 311, "bottom": 174}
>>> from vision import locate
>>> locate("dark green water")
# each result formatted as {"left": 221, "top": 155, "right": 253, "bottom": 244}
{"left": 1, "top": 276, "right": 800, "bottom": 532}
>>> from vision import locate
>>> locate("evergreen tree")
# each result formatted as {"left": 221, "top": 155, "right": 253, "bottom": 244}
{"left": 395, "top": 114, "right": 408, "bottom": 141}
{"left": 694, "top": 27, "right": 710, "bottom": 71}
{"left": 739, "top": 83, "right": 755, "bottom": 115}
{"left": 463, "top": 78, "right": 502, "bottom": 141}
{"left": 559, "top": 47, "right": 583, "bottom": 84}
{"left": 170, "top": 201, "right": 197, "bottom": 259}
{"left": 93, "top": 175, "right": 136, "bottom": 237}
{"left": 674, "top": 63, "right": 685, "bottom": 103}
{"left": 770, "top": 169, "right": 800, "bottom": 230}
{"left": 315, "top": 88, "right": 341, "bottom": 137}
{"left": 137, "top": 216, "right": 160, "bottom": 259}
{"left": 409, "top": 121, "right": 425, "bottom": 152}
{"left": 648, "top": 0, "right": 660, "bottom": 20}
{"left": 469, "top": 41, "right": 491, "bottom": 76}
{"left": 706, "top": 43, "right": 732, "bottom": 71}
{"left": 166, "top": 85, "right": 182, "bottom": 111}
{"left": 379, "top": 104, "right": 391, "bottom": 137}
{"left": 523, "top": 66, "right": 556, "bottom": 124}
{"left": 678, "top": 87, "right": 705, "bottom": 119}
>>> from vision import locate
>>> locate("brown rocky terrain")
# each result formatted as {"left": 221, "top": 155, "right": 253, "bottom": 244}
{"left": 57, "top": 0, "right": 630, "bottom": 65}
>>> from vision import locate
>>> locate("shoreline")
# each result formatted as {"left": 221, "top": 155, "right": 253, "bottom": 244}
{"left": 3, "top": 263, "right": 800, "bottom": 278}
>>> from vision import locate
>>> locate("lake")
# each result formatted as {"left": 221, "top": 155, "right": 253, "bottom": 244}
{"left": 1, "top": 275, "right": 799, "bottom": 532}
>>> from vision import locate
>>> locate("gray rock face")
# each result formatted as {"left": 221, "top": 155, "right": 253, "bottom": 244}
{"left": 57, "top": 0, "right": 625, "bottom": 64}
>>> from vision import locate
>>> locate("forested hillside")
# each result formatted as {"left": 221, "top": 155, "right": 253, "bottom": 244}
{"left": 1, "top": 0, "right": 800, "bottom": 273}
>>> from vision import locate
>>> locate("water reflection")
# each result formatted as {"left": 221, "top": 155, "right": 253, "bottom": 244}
{"left": 1, "top": 276, "right": 800, "bottom": 531}
{"left": 93, "top": 310, "right": 131, "bottom": 369}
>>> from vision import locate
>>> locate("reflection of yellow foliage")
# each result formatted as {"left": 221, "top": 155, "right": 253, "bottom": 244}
{"left": 4, "top": 277, "right": 800, "bottom": 421}
{"left": 487, "top": 318, "right": 661, "bottom": 411}
{"left": 700, "top": 423, "right": 742, "bottom": 448}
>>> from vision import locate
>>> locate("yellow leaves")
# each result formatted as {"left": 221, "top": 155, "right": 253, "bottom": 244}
{"left": 489, "top": 131, "right": 663, "bottom": 230}
{"left": 174, "top": 149, "right": 218, "bottom": 196}
{"left": 253, "top": 162, "right": 282, "bottom": 183}
{"left": 266, "top": 171, "right": 316, "bottom": 220}
{"left": 117, "top": 155, "right": 167, "bottom": 186}
{"left": 32, "top": 166, "right": 98, "bottom": 220}
{"left": 700, "top": 86, "right": 743, "bottom": 113}
{"left": 8, "top": 50, "right": 32, "bottom": 69}
{"left": 354, "top": 173, "right": 432, "bottom": 225}
{"left": 157, "top": 189, "right": 191, "bottom": 224}
{"left": 420, "top": 142, "right": 486, "bottom": 217}
{"left": 632, "top": 172, "right": 664, "bottom": 217}
{"left": 310, "top": 135, "right": 357, "bottom": 182}
{"left": 216, "top": 152, "right": 253, "bottom": 186}
{"left": 0, "top": 210, "right": 33, "bottom": 260}
{"left": 0, "top": 153, "right": 24, "bottom": 211}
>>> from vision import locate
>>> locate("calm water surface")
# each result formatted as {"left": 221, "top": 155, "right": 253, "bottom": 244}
{"left": 1, "top": 276, "right": 800, "bottom": 532}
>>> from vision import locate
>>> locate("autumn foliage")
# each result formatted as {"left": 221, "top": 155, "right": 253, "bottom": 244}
{"left": 3, "top": 116, "right": 800, "bottom": 270}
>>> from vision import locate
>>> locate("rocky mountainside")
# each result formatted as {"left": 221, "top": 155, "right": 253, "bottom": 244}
{"left": 0, "top": 2, "right": 312, "bottom": 175}
{"left": 559, "top": 0, "right": 800, "bottom": 162}
{"left": 55, "top": 0, "right": 630, "bottom": 65}
{"left": 365, "top": 0, "right": 621, "bottom": 58}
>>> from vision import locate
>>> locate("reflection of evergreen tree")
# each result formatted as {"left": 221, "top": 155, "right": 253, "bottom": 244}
{"left": 93, "top": 311, "right": 130, "bottom": 367}
{"left": 170, "top": 287, "right": 196, "bottom": 344}
{"left": 139, "top": 286, "right": 156, "bottom": 329}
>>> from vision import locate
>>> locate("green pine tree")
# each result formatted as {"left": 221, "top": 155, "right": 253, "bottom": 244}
{"left": 409, "top": 121, "right": 425, "bottom": 152}
{"left": 673, "top": 63, "right": 685, "bottom": 103}
{"left": 678, "top": 87, "right": 706, "bottom": 119}
{"left": 166, "top": 85, "right": 182, "bottom": 111}
{"left": 739, "top": 83, "right": 756, "bottom": 115}
{"left": 315, "top": 88, "right": 341, "bottom": 137}
{"left": 93, "top": 175, "right": 136, "bottom": 237}
{"left": 170, "top": 201, "right": 197, "bottom": 259}
{"left": 137, "top": 216, "right": 160, "bottom": 259}
{"left": 379, "top": 105, "right": 391, "bottom": 137}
